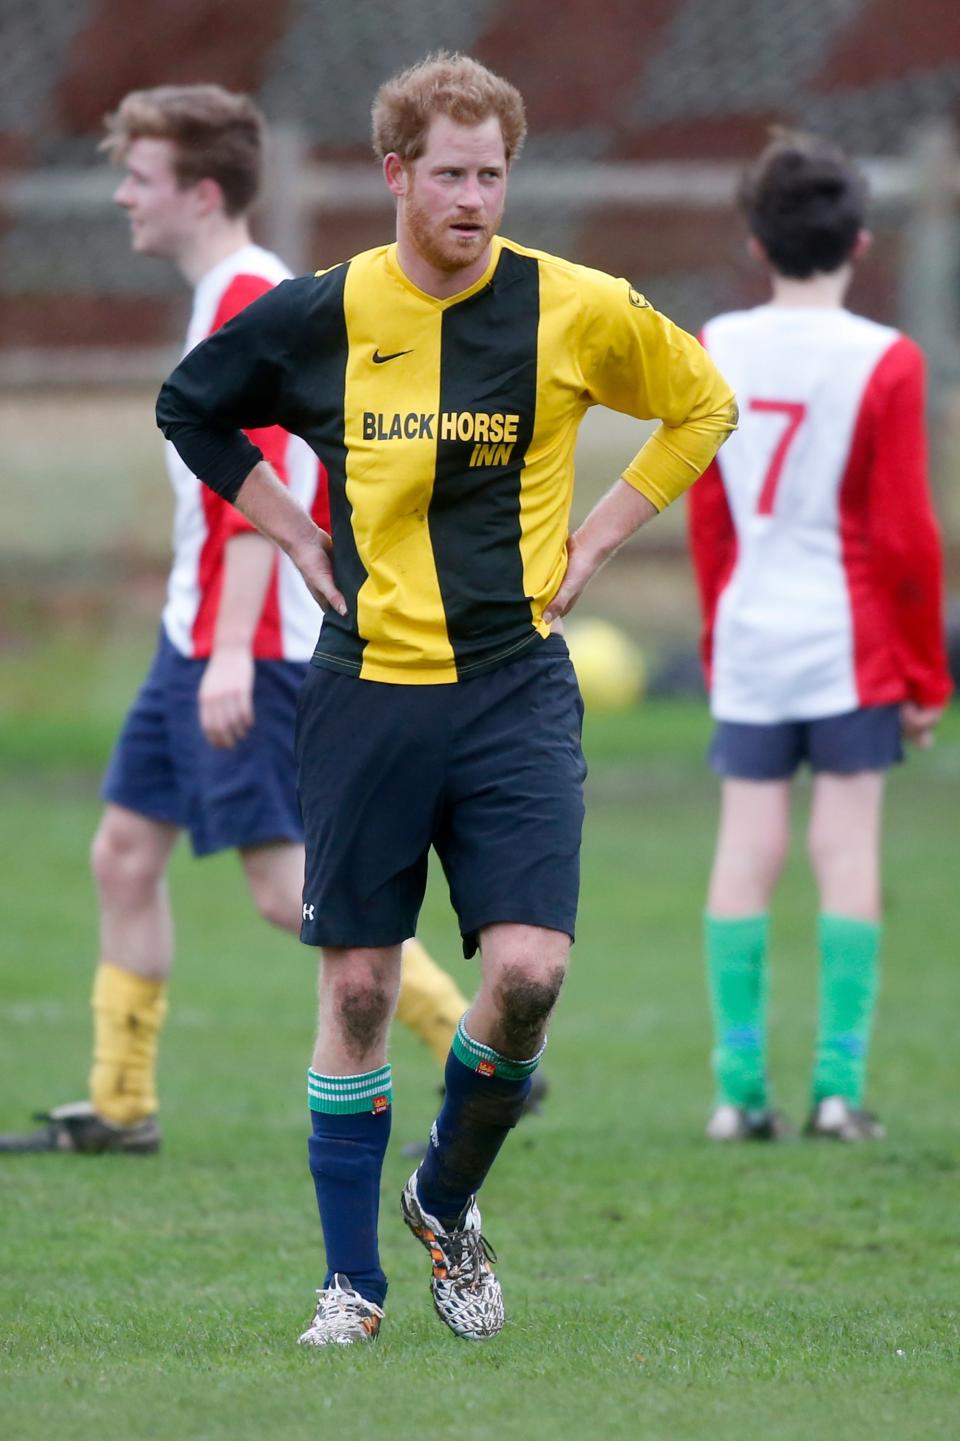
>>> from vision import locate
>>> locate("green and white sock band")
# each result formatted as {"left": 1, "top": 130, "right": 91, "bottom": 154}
{"left": 452, "top": 1018, "right": 545, "bottom": 1081}
{"left": 307, "top": 1065, "right": 392, "bottom": 1115}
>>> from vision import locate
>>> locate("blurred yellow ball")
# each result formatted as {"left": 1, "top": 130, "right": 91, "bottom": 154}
{"left": 565, "top": 617, "right": 646, "bottom": 713}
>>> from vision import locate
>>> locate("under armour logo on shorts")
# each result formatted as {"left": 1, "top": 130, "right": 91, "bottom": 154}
{"left": 302, "top": 903, "right": 316, "bottom": 921}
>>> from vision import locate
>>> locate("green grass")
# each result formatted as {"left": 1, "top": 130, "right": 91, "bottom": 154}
{"left": 1, "top": 638, "right": 958, "bottom": 1441}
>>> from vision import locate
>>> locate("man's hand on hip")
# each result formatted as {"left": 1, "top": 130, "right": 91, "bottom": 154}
{"left": 232, "top": 464, "right": 347, "bottom": 619}
{"left": 291, "top": 529, "right": 347, "bottom": 617}
{"left": 543, "top": 533, "right": 595, "bottom": 623}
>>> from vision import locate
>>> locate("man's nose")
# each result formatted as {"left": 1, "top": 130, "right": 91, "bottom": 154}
{"left": 457, "top": 177, "right": 483, "bottom": 209}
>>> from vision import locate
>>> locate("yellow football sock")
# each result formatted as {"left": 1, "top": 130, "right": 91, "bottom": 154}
{"left": 396, "top": 939, "right": 469, "bottom": 1067}
{"left": 88, "top": 963, "right": 168, "bottom": 1126}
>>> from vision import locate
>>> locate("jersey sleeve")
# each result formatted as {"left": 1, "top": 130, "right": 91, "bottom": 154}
{"left": 577, "top": 275, "right": 738, "bottom": 510}
{"left": 157, "top": 278, "right": 308, "bottom": 503}
{"left": 861, "top": 337, "right": 952, "bottom": 706}
{"left": 209, "top": 274, "right": 295, "bottom": 539}
{"left": 687, "top": 456, "right": 737, "bottom": 681}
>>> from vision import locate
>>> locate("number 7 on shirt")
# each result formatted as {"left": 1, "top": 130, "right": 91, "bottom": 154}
{"left": 749, "top": 399, "right": 807, "bottom": 515}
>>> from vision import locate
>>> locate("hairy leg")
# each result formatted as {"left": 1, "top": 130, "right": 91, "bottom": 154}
{"left": 306, "top": 945, "right": 403, "bottom": 1309}
{"left": 415, "top": 924, "right": 568, "bottom": 1225}
{"left": 467, "top": 922, "right": 569, "bottom": 1057}
{"left": 241, "top": 846, "right": 470, "bottom": 1071}
{"left": 313, "top": 946, "right": 403, "bottom": 1074}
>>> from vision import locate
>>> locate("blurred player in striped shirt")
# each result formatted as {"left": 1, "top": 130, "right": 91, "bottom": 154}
{"left": 0, "top": 84, "right": 471, "bottom": 1158}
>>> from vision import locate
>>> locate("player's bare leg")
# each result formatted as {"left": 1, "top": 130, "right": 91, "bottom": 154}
{"left": 807, "top": 771, "right": 885, "bottom": 921}
{"left": 239, "top": 840, "right": 306, "bottom": 930}
{"left": 299, "top": 944, "right": 401, "bottom": 1346}
{"left": 397, "top": 935, "right": 550, "bottom": 1160}
{"left": 704, "top": 781, "right": 791, "bottom": 1140}
{"left": 84, "top": 805, "right": 180, "bottom": 1137}
{"left": 92, "top": 804, "right": 181, "bottom": 983}
{"left": 403, "top": 923, "right": 567, "bottom": 1339}
{"left": 466, "top": 922, "right": 568, "bottom": 1053}
{"left": 805, "top": 772, "right": 887, "bottom": 1139}
{"left": 312, "top": 944, "right": 402, "bottom": 1075}
{"left": 707, "top": 779, "right": 792, "bottom": 916}
{"left": 240, "top": 839, "right": 470, "bottom": 1061}
{"left": 0, "top": 806, "right": 180, "bottom": 1154}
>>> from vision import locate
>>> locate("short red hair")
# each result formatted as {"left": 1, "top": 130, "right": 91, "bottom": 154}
{"left": 372, "top": 52, "right": 526, "bottom": 164}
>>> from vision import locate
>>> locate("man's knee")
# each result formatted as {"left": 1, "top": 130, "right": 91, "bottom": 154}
{"left": 493, "top": 962, "right": 566, "bottom": 1055}
{"left": 713, "top": 831, "right": 789, "bottom": 903}
{"left": 241, "top": 845, "right": 304, "bottom": 935}
{"left": 90, "top": 815, "right": 165, "bottom": 904}
{"left": 249, "top": 881, "right": 300, "bottom": 933}
{"left": 326, "top": 967, "right": 395, "bottom": 1055}
{"left": 807, "top": 813, "right": 860, "bottom": 879}
{"left": 806, "top": 823, "right": 835, "bottom": 878}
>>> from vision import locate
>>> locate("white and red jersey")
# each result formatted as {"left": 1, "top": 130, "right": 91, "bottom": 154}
{"left": 161, "top": 243, "right": 329, "bottom": 660}
{"left": 689, "top": 305, "right": 951, "bottom": 722}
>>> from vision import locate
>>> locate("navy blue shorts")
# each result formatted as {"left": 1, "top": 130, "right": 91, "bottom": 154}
{"left": 102, "top": 627, "right": 308, "bottom": 856}
{"left": 295, "top": 634, "right": 586, "bottom": 956}
{"left": 709, "top": 705, "right": 903, "bottom": 781}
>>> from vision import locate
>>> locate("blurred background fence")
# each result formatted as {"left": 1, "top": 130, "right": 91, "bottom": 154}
{"left": 2, "top": 0, "right": 960, "bottom": 676}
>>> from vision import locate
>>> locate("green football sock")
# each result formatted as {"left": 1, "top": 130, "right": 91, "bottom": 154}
{"left": 705, "top": 913, "right": 769, "bottom": 1109}
{"left": 812, "top": 913, "right": 881, "bottom": 1106}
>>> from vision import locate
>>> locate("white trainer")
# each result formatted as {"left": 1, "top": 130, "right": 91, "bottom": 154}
{"left": 297, "top": 1273, "right": 383, "bottom": 1346}
{"left": 706, "top": 1103, "right": 791, "bottom": 1141}
{"left": 805, "top": 1095, "right": 885, "bottom": 1141}
{"left": 400, "top": 1171, "right": 504, "bottom": 1340}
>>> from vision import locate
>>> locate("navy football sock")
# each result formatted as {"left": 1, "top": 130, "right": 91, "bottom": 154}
{"left": 415, "top": 1021, "right": 542, "bottom": 1228}
{"left": 307, "top": 1066, "right": 392, "bottom": 1308}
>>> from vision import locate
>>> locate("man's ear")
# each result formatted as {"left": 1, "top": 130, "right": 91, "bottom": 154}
{"left": 383, "top": 153, "right": 407, "bottom": 199}
{"left": 746, "top": 234, "right": 766, "bottom": 264}
{"left": 193, "top": 176, "right": 224, "bottom": 218}
{"left": 852, "top": 228, "right": 873, "bottom": 261}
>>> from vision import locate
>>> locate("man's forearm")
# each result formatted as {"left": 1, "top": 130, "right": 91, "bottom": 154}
{"left": 231, "top": 460, "right": 346, "bottom": 617}
{"left": 573, "top": 478, "right": 659, "bottom": 569}
{"left": 212, "top": 532, "right": 277, "bottom": 651}
{"left": 233, "top": 461, "right": 325, "bottom": 568}
{"left": 200, "top": 532, "right": 275, "bottom": 749}
{"left": 543, "top": 478, "right": 658, "bottom": 622}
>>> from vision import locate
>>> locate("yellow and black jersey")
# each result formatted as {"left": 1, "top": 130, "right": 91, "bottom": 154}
{"left": 158, "top": 236, "right": 736, "bottom": 684}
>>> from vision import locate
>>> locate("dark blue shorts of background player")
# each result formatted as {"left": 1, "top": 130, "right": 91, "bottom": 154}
{"left": 103, "top": 627, "right": 307, "bottom": 855}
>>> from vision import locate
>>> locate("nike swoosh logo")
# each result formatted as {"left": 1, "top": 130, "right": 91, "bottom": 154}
{"left": 372, "top": 348, "right": 413, "bottom": 365}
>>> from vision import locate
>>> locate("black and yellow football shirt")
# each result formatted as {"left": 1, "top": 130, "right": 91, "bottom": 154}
{"left": 158, "top": 236, "right": 736, "bottom": 684}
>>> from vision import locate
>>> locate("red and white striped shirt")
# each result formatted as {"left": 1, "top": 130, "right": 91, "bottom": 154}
{"left": 689, "top": 305, "right": 951, "bottom": 722}
{"left": 162, "top": 244, "right": 329, "bottom": 660}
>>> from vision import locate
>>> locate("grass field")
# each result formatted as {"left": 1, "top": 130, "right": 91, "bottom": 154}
{"left": 1, "top": 636, "right": 958, "bottom": 1441}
